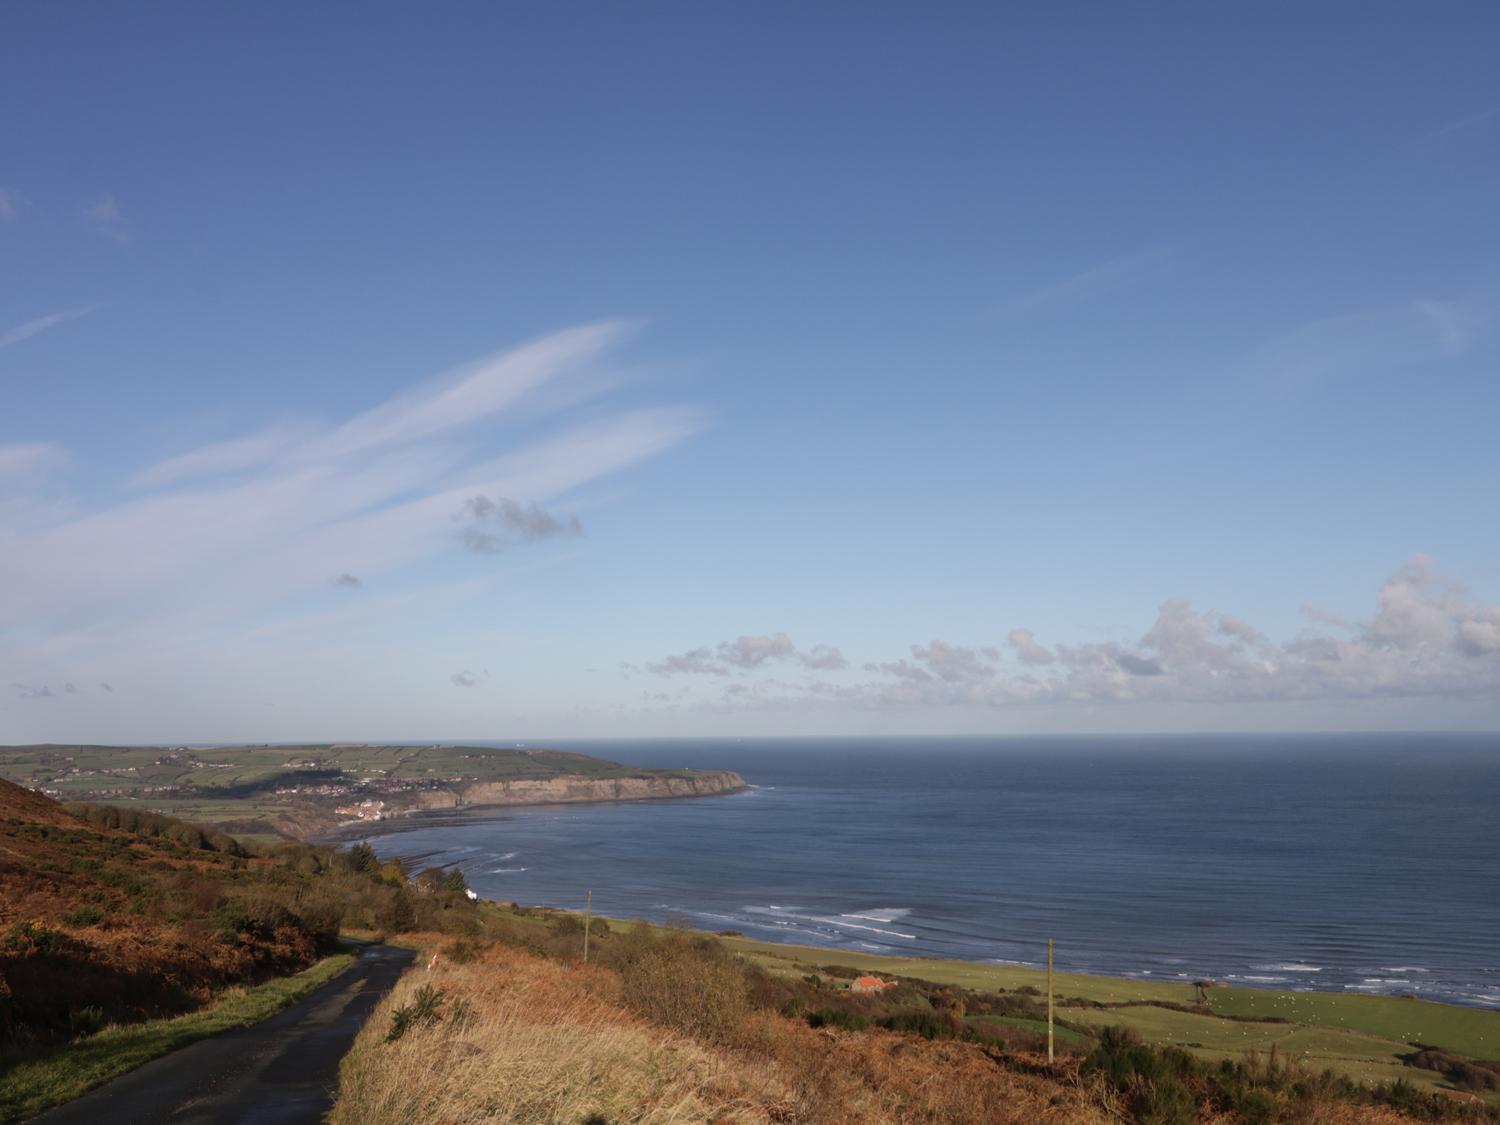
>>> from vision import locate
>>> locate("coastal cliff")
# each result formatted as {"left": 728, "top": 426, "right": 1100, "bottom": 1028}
{"left": 459, "top": 771, "right": 748, "bottom": 807}
{"left": 314, "top": 769, "right": 749, "bottom": 835}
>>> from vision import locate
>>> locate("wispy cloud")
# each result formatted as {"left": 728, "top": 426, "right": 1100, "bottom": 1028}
{"left": 126, "top": 423, "right": 310, "bottom": 490}
{"left": 0, "top": 189, "right": 20, "bottom": 221}
{"left": 0, "top": 306, "right": 96, "bottom": 351}
{"left": 1427, "top": 104, "right": 1500, "bottom": 141}
{"left": 995, "top": 244, "right": 1179, "bottom": 318}
{"left": 0, "top": 443, "right": 67, "bottom": 483}
{"left": 0, "top": 322, "right": 704, "bottom": 663}
{"left": 81, "top": 195, "right": 130, "bottom": 243}
{"left": 1248, "top": 295, "right": 1492, "bottom": 392}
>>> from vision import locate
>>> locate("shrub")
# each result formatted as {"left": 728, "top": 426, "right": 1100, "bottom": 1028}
{"left": 442, "top": 939, "right": 484, "bottom": 965}
{"left": 373, "top": 889, "right": 416, "bottom": 932}
{"left": 617, "top": 937, "right": 751, "bottom": 1043}
{"left": 808, "top": 1007, "right": 870, "bottom": 1032}
{"left": 877, "top": 1010, "right": 951, "bottom": 1040}
{"left": 334, "top": 842, "right": 379, "bottom": 875}
{"left": 68, "top": 1005, "right": 108, "bottom": 1037}
{"left": 2, "top": 919, "right": 65, "bottom": 955}
{"left": 1236, "top": 1089, "right": 1278, "bottom": 1124}
{"left": 60, "top": 904, "right": 105, "bottom": 927}
{"left": 1084, "top": 1025, "right": 1198, "bottom": 1125}
{"left": 293, "top": 888, "right": 346, "bottom": 943}
{"left": 386, "top": 985, "right": 446, "bottom": 1042}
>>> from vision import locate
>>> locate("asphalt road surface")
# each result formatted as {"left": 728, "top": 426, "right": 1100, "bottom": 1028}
{"left": 34, "top": 943, "right": 415, "bottom": 1125}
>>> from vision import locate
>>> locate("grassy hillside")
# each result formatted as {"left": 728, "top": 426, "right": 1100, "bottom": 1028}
{"left": 330, "top": 913, "right": 1496, "bottom": 1123}
{"left": 463, "top": 903, "right": 1500, "bottom": 1116}
{"left": 0, "top": 777, "right": 490, "bottom": 1119}
{"left": 0, "top": 743, "right": 729, "bottom": 838}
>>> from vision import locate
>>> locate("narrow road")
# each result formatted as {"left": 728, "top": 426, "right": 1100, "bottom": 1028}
{"left": 34, "top": 943, "right": 415, "bottom": 1125}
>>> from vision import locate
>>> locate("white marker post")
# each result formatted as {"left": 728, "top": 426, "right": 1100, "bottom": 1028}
{"left": 583, "top": 889, "right": 593, "bottom": 964}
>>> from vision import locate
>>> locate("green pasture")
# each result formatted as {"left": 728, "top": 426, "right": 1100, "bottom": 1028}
{"left": 1210, "top": 987, "right": 1500, "bottom": 1061}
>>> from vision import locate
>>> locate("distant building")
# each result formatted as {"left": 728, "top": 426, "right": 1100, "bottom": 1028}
{"left": 850, "top": 975, "right": 896, "bottom": 994}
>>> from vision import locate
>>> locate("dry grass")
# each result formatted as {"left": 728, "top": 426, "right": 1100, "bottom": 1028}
{"left": 330, "top": 943, "right": 1113, "bottom": 1124}
{"left": 330, "top": 945, "right": 790, "bottom": 1124}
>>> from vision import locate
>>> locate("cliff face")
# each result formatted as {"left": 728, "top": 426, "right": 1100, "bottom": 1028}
{"left": 459, "top": 771, "right": 747, "bottom": 807}
{"left": 298, "top": 770, "right": 749, "bottom": 838}
{"left": 374, "top": 770, "right": 748, "bottom": 820}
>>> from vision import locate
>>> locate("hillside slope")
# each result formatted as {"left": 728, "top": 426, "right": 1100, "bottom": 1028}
{"left": 0, "top": 779, "right": 324, "bottom": 1046}
{"left": 0, "top": 779, "right": 484, "bottom": 1052}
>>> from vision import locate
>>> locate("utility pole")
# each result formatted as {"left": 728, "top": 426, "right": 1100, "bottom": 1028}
{"left": 1047, "top": 937, "right": 1055, "bottom": 1064}
{"left": 583, "top": 889, "right": 593, "bottom": 964}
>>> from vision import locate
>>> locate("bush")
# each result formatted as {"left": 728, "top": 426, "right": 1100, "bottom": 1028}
{"left": 60, "top": 904, "right": 105, "bottom": 927}
{"left": 808, "top": 1007, "right": 870, "bottom": 1032}
{"left": 1084, "top": 1025, "right": 1198, "bottom": 1125}
{"left": 2, "top": 919, "right": 66, "bottom": 955}
{"left": 616, "top": 936, "right": 751, "bottom": 1043}
{"left": 877, "top": 1010, "right": 952, "bottom": 1040}
{"left": 442, "top": 939, "right": 484, "bottom": 965}
{"left": 67, "top": 1005, "right": 108, "bottom": 1038}
{"left": 373, "top": 889, "right": 416, "bottom": 932}
{"left": 386, "top": 985, "right": 446, "bottom": 1042}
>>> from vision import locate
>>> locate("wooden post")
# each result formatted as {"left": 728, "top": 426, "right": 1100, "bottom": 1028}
{"left": 1047, "top": 937, "right": 1054, "bottom": 1064}
{"left": 583, "top": 889, "right": 593, "bottom": 964}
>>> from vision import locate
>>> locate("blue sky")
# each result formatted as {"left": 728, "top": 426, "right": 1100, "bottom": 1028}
{"left": 3, "top": 3, "right": 1499, "bottom": 741}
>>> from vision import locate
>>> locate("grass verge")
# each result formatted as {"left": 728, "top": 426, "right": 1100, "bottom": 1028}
{"left": 0, "top": 951, "right": 354, "bottom": 1123}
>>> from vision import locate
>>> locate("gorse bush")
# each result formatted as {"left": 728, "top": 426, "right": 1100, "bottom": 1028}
{"left": 58, "top": 904, "right": 104, "bottom": 927}
{"left": 1406, "top": 1046, "right": 1500, "bottom": 1092}
{"left": 613, "top": 933, "right": 751, "bottom": 1044}
{"left": 386, "top": 985, "right": 447, "bottom": 1042}
{"left": 807, "top": 1007, "right": 869, "bottom": 1032}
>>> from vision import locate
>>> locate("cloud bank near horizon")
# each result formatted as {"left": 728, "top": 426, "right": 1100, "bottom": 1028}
{"left": 633, "top": 556, "right": 1500, "bottom": 713}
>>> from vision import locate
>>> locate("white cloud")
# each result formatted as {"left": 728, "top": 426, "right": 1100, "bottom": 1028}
{"left": 670, "top": 557, "right": 1500, "bottom": 713}
{"left": 0, "top": 307, "right": 96, "bottom": 351}
{"left": 126, "top": 423, "right": 311, "bottom": 489}
{"left": 995, "top": 244, "right": 1178, "bottom": 318}
{"left": 1250, "top": 296, "right": 1492, "bottom": 391}
{"left": 82, "top": 195, "right": 130, "bottom": 243}
{"left": 647, "top": 632, "right": 847, "bottom": 677}
{"left": 1007, "top": 627, "right": 1054, "bottom": 665}
{"left": 0, "top": 443, "right": 67, "bottom": 484}
{"left": 0, "top": 190, "right": 19, "bottom": 220}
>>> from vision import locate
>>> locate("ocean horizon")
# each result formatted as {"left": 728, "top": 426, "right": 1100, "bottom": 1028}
{"left": 359, "top": 733, "right": 1500, "bottom": 1009}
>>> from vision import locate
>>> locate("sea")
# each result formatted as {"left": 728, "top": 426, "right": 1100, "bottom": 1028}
{"left": 357, "top": 733, "right": 1500, "bottom": 1008}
